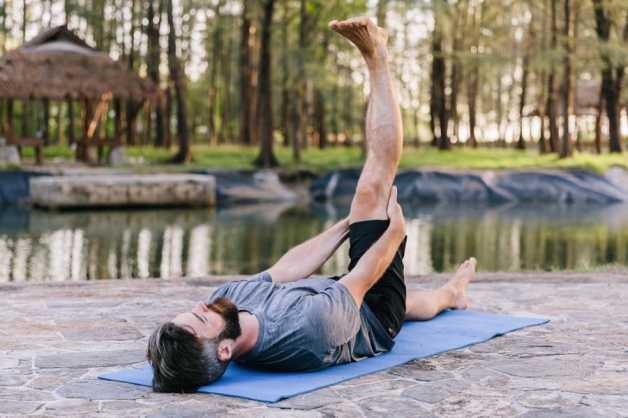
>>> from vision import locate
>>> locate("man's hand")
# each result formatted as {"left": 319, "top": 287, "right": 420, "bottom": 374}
{"left": 387, "top": 186, "right": 405, "bottom": 239}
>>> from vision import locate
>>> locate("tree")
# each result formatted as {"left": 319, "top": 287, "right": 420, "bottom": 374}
{"left": 592, "top": 0, "right": 626, "bottom": 153}
{"left": 431, "top": 0, "right": 450, "bottom": 150}
{"left": 254, "top": 0, "right": 279, "bottom": 168}
{"left": 517, "top": 17, "right": 533, "bottom": 150}
{"left": 166, "top": 0, "right": 191, "bottom": 163}
{"left": 559, "top": 0, "right": 573, "bottom": 158}
{"left": 146, "top": 0, "right": 164, "bottom": 147}
{"left": 239, "top": 0, "right": 255, "bottom": 145}
{"left": 546, "top": 0, "right": 560, "bottom": 153}
{"left": 466, "top": 1, "right": 481, "bottom": 148}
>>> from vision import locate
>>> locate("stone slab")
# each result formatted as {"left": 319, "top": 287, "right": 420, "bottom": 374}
{"left": 2, "top": 272, "right": 627, "bottom": 417}
{"left": 36, "top": 349, "right": 145, "bottom": 369}
{"left": 30, "top": 174, "right": 216, "bottom": 209}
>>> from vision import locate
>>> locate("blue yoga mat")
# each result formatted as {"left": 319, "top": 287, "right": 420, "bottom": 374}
{"left": 99, "top": 310, "right": 547, "bottom": 402}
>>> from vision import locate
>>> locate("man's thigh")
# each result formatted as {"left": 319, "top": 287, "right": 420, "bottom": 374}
{"left": 344, "top": 219, "right": 407, "bottom": 338}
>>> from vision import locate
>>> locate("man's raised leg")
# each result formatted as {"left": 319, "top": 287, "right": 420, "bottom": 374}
{"left": 329, "top": 17, "right": 403, "bottom": 222}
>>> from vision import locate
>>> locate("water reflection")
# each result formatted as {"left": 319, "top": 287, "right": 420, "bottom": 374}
{"left": 0, "top": 202, "right": 627, "bottom": 282}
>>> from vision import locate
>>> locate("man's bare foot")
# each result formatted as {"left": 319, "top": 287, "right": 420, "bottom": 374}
{"left": 444, "top": 257, "right": 476, "bottom": 309}
{"left": 329, "top": 17, "right": 388, "bottom": 62}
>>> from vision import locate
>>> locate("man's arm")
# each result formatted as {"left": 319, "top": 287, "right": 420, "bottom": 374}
{"left": 266, "top": 217, "right": 350, "bottom": 283}
{"left": 339, "top": 187, "right": 405, "bottom": 306}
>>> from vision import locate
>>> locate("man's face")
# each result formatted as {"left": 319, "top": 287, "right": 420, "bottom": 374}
{"left": 172, "top": 302, "right": 225, "bottom": 340}
{"left": 172, "top": 297, "right": 242, "bottom": 341}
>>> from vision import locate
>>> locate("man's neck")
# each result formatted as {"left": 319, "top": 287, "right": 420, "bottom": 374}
{"left": 232, "top": 311, "right": 259, "bottom": 359}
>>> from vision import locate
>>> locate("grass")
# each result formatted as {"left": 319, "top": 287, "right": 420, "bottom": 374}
{"left": 13, "top": 143, "right": 628, "bottom": 174}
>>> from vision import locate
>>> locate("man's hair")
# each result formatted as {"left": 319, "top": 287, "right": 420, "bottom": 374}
{"left": 146, "top": 322, "right": 228, "bottom": 393}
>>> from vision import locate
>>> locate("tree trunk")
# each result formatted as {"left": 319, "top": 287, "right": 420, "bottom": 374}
{"left": 314, "top": 88, "right": 327, "bottom": 149}
{"left": 295, "top": 0, "right": 308, "bottom": 161}
{"left": 517, "top": 40, "right": 530, "bottom": 150}
{"left": 166, "top": 0, "right": 190, "bottom": 163}
{"left": 207, "top": 1, "right": 224, "bottom": 144}
{"left": 547, "top": 0, "right": 559, "bottom": 153}
{"left": 559, "top": 0, "right": 573, "bottom": 158}
{"left": 239, "top": 0, "right": 254, "bottom": 145}
{"left": 125, "top": 0, "right": 137, "bottom": 145}
{"left": 431, "top": 2, "right": 450, "bottom": 150}
{"left": 376, "top": 0, "right": 387, "bottom": 27}
{"left": 594, "top": 89, "right": 604, "bottom": 154}
{"left": 448, "top": 0, "right": 467, "bottom": 143}
{"left": 280, "top": 6, "right": 291, "bottom": 147}
{"left": 593, "top": 0, "right": 626, "bottom": 154}
{"left": 147, "top": 0, "right": 164, "bottom": 147}
{"left": 466, "top": 2, "right": 480, "bottom": 148}
{"left": 254, "top": 0, "right": 279, "bottom": 168}
{"left": 220, "top": 35, "right": 233, "bottom": 143}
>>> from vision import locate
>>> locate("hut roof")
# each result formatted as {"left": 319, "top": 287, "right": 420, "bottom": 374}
{"left": 0, "top": 25, "right": 155, "bottom": 101}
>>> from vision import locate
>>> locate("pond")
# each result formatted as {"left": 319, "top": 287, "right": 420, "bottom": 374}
{"left": 0, "top": 202, "right": 627, "bottom": 282}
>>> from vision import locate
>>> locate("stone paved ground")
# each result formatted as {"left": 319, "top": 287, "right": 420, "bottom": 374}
{"left": 1, "top": 272, "right": 627, "bottom": 417}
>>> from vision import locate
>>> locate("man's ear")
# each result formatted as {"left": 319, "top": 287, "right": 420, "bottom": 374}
{"left": 216, "top": 339, "right": 234, "bottom": 362}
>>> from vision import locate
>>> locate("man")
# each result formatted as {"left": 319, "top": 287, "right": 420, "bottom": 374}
{"left": 147, "top": 16, "right": 477, "bottom": 393}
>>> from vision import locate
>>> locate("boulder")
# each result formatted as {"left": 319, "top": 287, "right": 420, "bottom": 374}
{"left": 30, "top": 174, "right": 216, "bottom": 209}
{"left": 311, "top": 168, "right": 628, "bottom": 204}
{"left": 200, "top": 170, "right": 298, "bottom": 204}
{"left": 0, "top": 144, "right": 20, "bottom": 165}
{"left": 108, "top": 147, "right": 128, "bottom": 166}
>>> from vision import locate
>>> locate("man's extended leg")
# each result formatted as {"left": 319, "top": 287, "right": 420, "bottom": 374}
{"left": 329, "top": 17, "right": 402, "bottom": 222}
{"left": 331, "top": 17, "right": 407, "bottom": 338}
{"left": 405, "top": 258, "right": 476, "bottom": 321}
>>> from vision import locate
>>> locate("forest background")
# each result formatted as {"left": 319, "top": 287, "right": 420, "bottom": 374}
{"left": 0, "top": 0, "right": 626, "bottom": 170}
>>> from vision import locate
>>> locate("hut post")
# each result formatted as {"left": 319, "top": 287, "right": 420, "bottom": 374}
{"left": 67, "top": 98, "right": 75, "bottom": 145}
{"left": 114, "top": 98, "right": 122, "bottom": 146}
{"left": 43, "top": 98, "right": 50, "bottom": 146}
{"left": 78, "top": 99, "right": 92, "bottom": 162}
{"left": 5, "top": 99, "right": 13, "bottom": 140}
{"left": 144, "top": 100, "right": 151, "bottom": 146}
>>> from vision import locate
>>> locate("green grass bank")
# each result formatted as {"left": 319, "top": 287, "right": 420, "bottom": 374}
{"left": 14, "top": 144, "right": 628, "bottom": 174}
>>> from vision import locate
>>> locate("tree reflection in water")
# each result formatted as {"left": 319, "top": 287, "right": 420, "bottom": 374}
{"left": 0, "top": 202, "right": 627, "bottom": 282}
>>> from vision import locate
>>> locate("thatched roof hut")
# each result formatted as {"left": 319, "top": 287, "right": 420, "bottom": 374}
{"left": 528, "top": 79, "right": 625, "bottom": 118}
{"left": 0, "top": 25, "right": 155, "bottom": 101}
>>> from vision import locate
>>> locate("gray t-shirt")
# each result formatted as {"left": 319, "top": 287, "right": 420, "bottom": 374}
{"left": 208, "top": 272, "right": 394, "bottom": 371}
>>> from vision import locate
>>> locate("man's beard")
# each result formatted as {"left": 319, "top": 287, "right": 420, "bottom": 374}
{"left": 207, "top": 297, "right": 242, "bottom": 341}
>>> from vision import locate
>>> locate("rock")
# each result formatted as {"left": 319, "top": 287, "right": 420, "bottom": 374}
{"left": 359, "top": 395, "right": 435, "bottom": 418}
{"left": 36, "top": 349, "right": 145, "bottom": 369}
{"left": 402, "top": 383, "right": 451, "bottom": 404}
{"left": 490, "top": 357, "right": 584, "bottom": 378}
{"left": 270, "top": 389, "right": 339, "bottom": 410}
{"left": 518, "top": 406, "right": 607, "bottom": 418}
{"left": 0, "top": 388, "right": 55, "bottom": 402}
{"left": 60, "top": 323, "right": 142, "bottom": 342}
{"left": 42, "top": 398, "right": 101, "bottom": 416}
{"left": 0, "top": 401, "right": 43, "bottom": 415}
{"left": 108, "top": 147, "right": 128, "bottom": 166}
{"left": 311, "top": 168, "right": 628, "bottom": 204}
{"left": 334, "top": 378, "right": 416, "bottom": 400}
{"left": 0, "top": 373, "right": 30, "bottom": 386}
{"left": 205, "top": 170, "right": 298, "bottom": 203}
{"left": 0, "top": 358, "right": 19, "bottom": 369}
{"left": 56, "top": 379, "right": 148, "bottom": 400}
{"left": 0, "top": 144, "right": 20, "bottom": 165}
{"left": 30, "top": 174, "right": 216, "bottom": 209}
{"left": 0, "top": 171, "right": 33, "bottom": 206}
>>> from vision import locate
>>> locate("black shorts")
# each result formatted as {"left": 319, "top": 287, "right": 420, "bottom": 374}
{"left": 344, "top": 219, "right": 407, "bottom": 338}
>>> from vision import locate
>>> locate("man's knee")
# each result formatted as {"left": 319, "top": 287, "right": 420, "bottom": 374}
{"left": 350, "top": 181, "right": 387, "bottom": 221}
